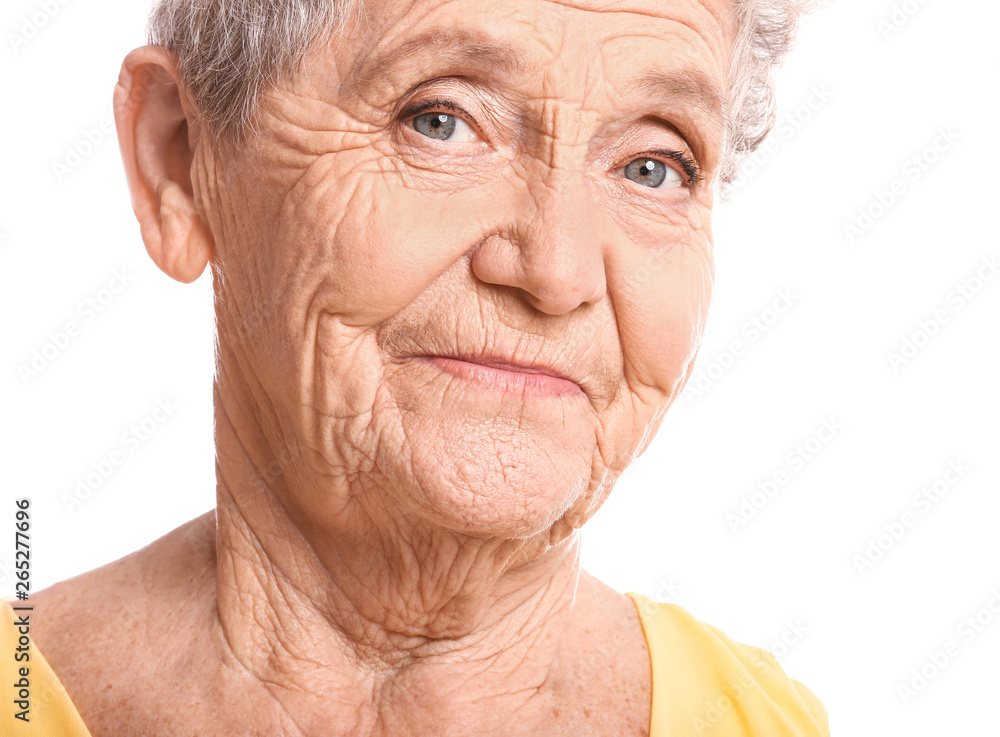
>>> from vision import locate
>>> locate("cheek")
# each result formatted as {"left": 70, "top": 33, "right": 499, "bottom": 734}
{"left": 588, "top": 216, "right": 712, "bottom": 472}
{"left": 612, "top": 210, "right": 714, "bottom": 401}
{"left": 242, "top": 147, "right": 507, "bottom": 429}
{"left": 274, "top": 156, "right": 499, "bottom": 329}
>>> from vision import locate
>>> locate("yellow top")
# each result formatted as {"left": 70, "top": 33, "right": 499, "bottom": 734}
{"left": 1, "top": 594, "right": 828, "bottom": 736}
{"left": 0, "top": 600, "right": 93, "bottom": 737}
{"left": 626, "top": 592, "right": 830, "bottom": 737}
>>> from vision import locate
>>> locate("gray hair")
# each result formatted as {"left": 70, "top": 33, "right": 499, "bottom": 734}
{"left": 146, "top": 0, "right": 818, "bottom": 193}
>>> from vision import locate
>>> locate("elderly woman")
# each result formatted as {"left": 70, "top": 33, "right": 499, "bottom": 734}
{"left": 4, "top": 0, "right": 829, "bottom": 734}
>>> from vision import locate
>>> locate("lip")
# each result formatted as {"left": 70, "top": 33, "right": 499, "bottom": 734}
{"left": 412, "top": 353, "right": 584, "bottom": 397}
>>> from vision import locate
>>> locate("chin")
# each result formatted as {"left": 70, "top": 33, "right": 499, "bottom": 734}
{"left": 398, "top": 442, "right": 596, "bottom": 542}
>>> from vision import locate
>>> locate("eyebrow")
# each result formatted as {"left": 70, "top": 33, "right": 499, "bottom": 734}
{"left": 628, "top": 68, "right": 726, "bottom": 129}
{"left": 351, "top": 29, "right": 531, "bottom": 91}
{"left": 350, "top": 27, "right": 725, "bottom": 145}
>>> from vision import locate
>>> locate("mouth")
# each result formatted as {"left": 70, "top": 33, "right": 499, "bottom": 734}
{"left": 410, "top": 353, "right": 584, "bottom": 398}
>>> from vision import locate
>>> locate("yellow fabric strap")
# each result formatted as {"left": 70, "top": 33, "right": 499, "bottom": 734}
{"left": 627, "top": 591, "right": 830, "bottom": 737}
{"left": 0, "top": 600, "right": 93, "bottom": 737}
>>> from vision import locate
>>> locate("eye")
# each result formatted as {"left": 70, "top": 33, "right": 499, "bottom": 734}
{"left": 622, "top": 157, "right": 683, "bottom": 189}
{"left": 411, "top": 111, "right": 479, "bottom": 143}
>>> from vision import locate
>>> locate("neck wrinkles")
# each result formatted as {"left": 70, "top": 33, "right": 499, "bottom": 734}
{"left": 210, "top": 348, "right": 588, "bottom": 720}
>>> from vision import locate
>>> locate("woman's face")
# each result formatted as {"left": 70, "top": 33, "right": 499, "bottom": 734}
{"left": 202, "top": 0, "right": 732, "bottom": 542}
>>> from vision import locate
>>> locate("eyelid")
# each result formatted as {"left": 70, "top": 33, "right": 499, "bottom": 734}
{"left": 399, "top": 94, "right": 704, "bottom": 188}
{"left": 629, "top": 149, "right": 703, "bottom": 189}
{"left": 400, "top": 97, "right": 485, "bottom": 142}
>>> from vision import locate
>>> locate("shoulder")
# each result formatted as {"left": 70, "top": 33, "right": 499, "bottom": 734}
{"left": 1, "top": 599, "right": 94, "bottom": 735}
{"left": 22, "top": 513, "right": 219, "bottom": 731}
{"left": 570, "top": 575, "right": 655, "bottom": 736}
{"left": 29, "top": 511, "right": 217, "bottom": 659}
{"left": 626, "top": 592, "right": 830, "bottom": 737}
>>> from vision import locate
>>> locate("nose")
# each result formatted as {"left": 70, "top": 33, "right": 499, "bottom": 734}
{"left": 470, "top": 169, "right": 611, "bottom": 316}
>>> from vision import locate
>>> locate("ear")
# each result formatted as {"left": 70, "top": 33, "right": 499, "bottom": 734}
{"left": 113, "top": 46, "right": 214, "bottom": 284}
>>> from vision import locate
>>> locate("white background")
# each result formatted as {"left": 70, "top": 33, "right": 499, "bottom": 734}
{"left": 2, "top": 0, "right": 998, "bottom": 734}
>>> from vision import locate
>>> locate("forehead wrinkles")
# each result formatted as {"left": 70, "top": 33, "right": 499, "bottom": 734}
{"left": 360, "top": 0, "right": 729, "bottom": 87}
{"left": 534, "top": 0, "right": 733, "bottom": 69}
{"left": 328, "top": 0, "right": 729, "bottom": 170}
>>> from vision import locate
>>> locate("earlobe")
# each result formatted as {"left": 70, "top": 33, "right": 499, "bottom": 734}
{"left": 114, "top": 46, "right": 215, "bottom": 284}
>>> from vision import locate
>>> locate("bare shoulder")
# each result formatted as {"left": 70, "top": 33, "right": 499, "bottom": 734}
{"left": 579, "top": 572, "right": 645, "bottom": 622}
{"left": 28, "top": 511, "right": 218, "bottom": 696}
{"left": 571, "top": 572, "right": 652, "bottom": 737}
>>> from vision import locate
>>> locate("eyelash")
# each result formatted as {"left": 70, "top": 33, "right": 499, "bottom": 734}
{"left": 401, "top": 97, "right": 474, "bottom": 134}
{"left": 400, "top": 97, "right": 704, "bottom": 188}
{"left": 639, "top": 149, "right": 704, "bottom": 188}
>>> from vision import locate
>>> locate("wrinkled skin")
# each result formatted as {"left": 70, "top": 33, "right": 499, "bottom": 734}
{"left": 31, "top": 1, "right": 734, "bottom": 735}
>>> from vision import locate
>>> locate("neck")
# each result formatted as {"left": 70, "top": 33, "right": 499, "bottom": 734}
{"left": 210, "top": 363, "right": 589, "bottom": 733}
